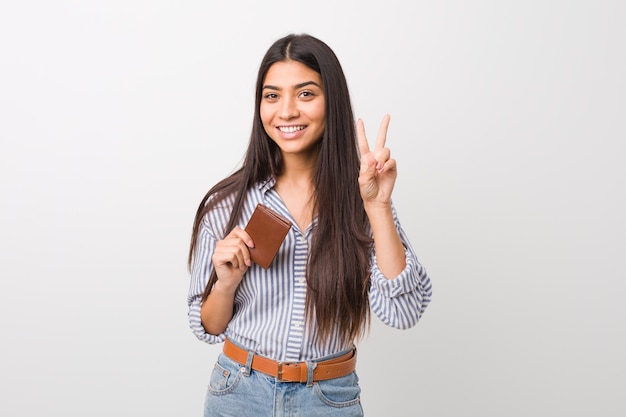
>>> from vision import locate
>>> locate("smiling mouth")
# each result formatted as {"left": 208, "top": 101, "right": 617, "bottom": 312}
{"left": 278, "top": 125, "right": 306, "bottom": 133}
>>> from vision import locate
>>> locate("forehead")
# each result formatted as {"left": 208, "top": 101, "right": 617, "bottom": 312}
{"left": 263, "top": 60, "right": 322, "bottom": 87}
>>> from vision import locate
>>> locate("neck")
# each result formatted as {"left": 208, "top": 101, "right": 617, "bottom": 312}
{"left": 278, "top": 152, "right": 317, "bottom": 185}
{"left": 275, "top": 170, "right": 315, "bottom": 198}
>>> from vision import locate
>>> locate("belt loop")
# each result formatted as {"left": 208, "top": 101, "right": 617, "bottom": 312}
{"left": 244, "top": 350, "right": 254, "bottom": 377}
{"left": 305, "top": 361, "right": 317, "bottom": 387}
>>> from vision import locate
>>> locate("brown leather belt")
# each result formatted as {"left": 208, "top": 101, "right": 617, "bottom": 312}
{"left": 223, "top": 338, "right": 357, "bottom": 382}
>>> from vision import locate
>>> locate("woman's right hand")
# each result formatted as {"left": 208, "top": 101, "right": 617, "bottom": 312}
{"left": 201, "top": 227, "right": 254, "bottom": 335}
{"left": 211, "top": 226, "right": 255, "bottom": 292}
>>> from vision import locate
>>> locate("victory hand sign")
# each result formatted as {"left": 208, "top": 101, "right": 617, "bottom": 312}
{"left": 357, "top": 114, "right": 397, "bottom": 206}
{"left": 357, "top": 114, "right": 406, "bottom": 277}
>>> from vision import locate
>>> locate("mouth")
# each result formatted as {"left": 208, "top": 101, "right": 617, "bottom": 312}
{"left": 277, "top": 125, "right": 306, "bottom": 133}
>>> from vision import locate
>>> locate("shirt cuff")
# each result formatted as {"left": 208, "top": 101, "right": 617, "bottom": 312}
{"left": 188, "top": 295, "right": 227, "bottom": 344}
{"left": 369, "top": 249, "right": 420, "bottom": 298}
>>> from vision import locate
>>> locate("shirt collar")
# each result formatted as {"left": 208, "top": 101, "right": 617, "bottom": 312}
{"left": 257, "top": 177, "right": 276, "bottom": 194}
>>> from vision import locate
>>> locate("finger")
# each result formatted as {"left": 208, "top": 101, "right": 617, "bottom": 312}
{"left": 226, "top": 230, "right": 253, "bottom": 267}
{"left": 215, "top": 242, "right": 249, "bottom": 270}
{"left": 360, "top": 153, "right": 376, "bottom": 174}
{"left": 359, "top": 156, "right": 377, "bottom": 179}
{"left": 214, "top": 241, "right": 240, "bottom": 265}
{"left": 216, "top": 232, "right": 252, "bottom": 268}
{"left": 232, "top": 238, "right": 252, "bottom": 268}
{"left": 373, "top": 147, "right": 391, "bottom": 171}
{"left": 374, "top": 114, "right": 391, "bottom": 151}
{"left": 380, "top": 158, "right": 397, "bottom": 175}
{"left": 356, "top": 118, "right": 370, "bottom": 157}
{"left": 228, "top": 226, "right": 254, "bottom": 248}
{"left": 235, "top": 241, "right": 251, "bottom": 269}
{"left": 213, "top": 247, "right": 240, "bottom": 270}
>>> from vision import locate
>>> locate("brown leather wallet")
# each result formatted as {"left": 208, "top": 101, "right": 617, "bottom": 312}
{"left": 244, "top": 204, "right": 292, "bottom": 269}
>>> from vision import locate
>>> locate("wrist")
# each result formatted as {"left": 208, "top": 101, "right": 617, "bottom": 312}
{"left": 363, "top": 200, "right": 392, "bottom": 214}
{"left": 213, "top": 279, "right": 239, "bottom": 297}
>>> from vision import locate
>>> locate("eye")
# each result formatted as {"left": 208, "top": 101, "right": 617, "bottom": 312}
{"left": 263, "top": 93, "right": 279, "bottom": 101}
{"left": 299, "top": 90, "right": 315, "bottom": 99}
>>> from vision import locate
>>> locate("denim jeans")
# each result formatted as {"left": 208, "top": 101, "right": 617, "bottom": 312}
{"left": 203, "top": 353, "right": 364, "bottom": 417}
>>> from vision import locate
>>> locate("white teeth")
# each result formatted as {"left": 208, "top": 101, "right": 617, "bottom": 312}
{"left": 279, "top": 125, "right": 305, "bottom": 133}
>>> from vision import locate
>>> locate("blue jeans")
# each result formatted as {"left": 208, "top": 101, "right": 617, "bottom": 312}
{"left": 203, "top": 353, "right": 364, "bottom": 416}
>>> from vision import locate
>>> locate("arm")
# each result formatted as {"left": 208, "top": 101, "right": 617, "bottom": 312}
{"left": 357, "top": 115, "right": 405, "bottom": 278}
{"left": 187, "top": 216, "right": 253, "bottom": 341}
{"left": 368, "top": 204, "right": 432, "bottom": 328}
{"left": 364, "top": 201, "right": 406, "bottom": 278}
{"left": 187, "top": 217, "right": 224, "bottom": 343}
{"left": 356, "top": 115, "right": 432, "bottom": 327}
{"left": 200, "top": 226, "right": 254, "bottom": 335}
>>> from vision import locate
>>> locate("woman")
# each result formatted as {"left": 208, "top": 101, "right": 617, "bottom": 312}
{"left": 187, "top": 33, "right": 432, "bottom": 416}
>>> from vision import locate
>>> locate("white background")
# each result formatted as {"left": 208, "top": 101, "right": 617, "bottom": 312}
{"left": 1, "top": 1, "right": 624, "bottom": 416}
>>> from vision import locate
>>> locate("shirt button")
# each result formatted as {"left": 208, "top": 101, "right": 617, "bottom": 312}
{"left": 298, "top": 277, "right": 306, "bottom": 284}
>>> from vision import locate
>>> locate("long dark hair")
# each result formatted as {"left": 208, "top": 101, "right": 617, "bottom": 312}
{"left": 188, "top": 33, "right": 372, "bottom": 343}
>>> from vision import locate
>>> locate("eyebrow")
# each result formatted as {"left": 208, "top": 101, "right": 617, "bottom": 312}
{"left": 262, "top": 81, "right": 322, "bottom": 91}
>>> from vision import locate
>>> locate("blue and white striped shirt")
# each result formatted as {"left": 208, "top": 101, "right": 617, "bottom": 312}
{"left": 187, "top": 177, "right": 432, "bottom": 362}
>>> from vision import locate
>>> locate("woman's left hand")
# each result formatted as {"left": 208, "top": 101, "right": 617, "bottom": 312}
{"left": 357, "top": 114, "right": 397, "bottom": 206}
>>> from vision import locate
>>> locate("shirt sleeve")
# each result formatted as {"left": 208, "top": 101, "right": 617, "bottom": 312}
{"left": 368, "top": 205, "right": 433, "bottom": 329}
{"left": 187, "top": 215, "right": 227, "bottom": 344}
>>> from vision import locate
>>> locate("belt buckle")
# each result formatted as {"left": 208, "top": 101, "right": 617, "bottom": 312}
{"left": 276, "top": 362, "right": 289, "bottom": 382}
{"left": 276, "top": 362, "right": 292, "bottom": 382}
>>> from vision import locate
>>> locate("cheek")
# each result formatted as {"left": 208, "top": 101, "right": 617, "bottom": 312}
{"left": 259, "top": 107, "right": 272, "bottom": 130}
{"left": 260, "top": 115, "right": 277, "bottom": 141}
{"left": 312, "top": 101, "right": 326, "bottom": 123}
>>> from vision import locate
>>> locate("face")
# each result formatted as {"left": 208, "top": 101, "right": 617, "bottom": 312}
{"left": 260, "top": 60, "right": 325, "bottom": 160}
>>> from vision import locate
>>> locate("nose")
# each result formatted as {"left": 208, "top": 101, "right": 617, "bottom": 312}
{"left": 279, "top": 96, "right": 299, "bottom": 119}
